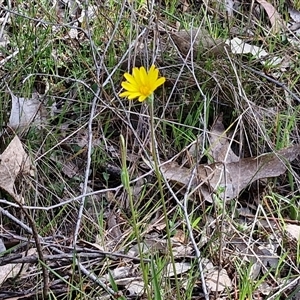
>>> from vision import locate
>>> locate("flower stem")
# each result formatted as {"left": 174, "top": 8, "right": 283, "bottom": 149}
{"left": 120, "top": 135, "right": 151, "bottom": 298}
{"left": 148, "top": 94, "right": 181, "bottom": 299}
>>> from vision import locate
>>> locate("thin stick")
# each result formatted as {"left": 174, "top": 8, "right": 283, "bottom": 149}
{"left": 0, "top": 200, "right": 49, "bottom": 296}
{"left": 242, "top": 64, "right": 300, "bottom": 103}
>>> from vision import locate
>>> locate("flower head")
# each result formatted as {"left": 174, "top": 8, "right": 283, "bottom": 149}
{"left": 119, "top": 65, "right": 165, "bottom": 102}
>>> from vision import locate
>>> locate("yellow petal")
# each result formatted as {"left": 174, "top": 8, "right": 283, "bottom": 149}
{"left": 132, "top": 67, "right": 143, "bottom": 86}
{"left": 119, "top": 90, "right": 133, "bottom": 97}
{"left": 121, "top": 81, "right": 139, "bottom": 92}
{"left": 124, "top": 73, "right": 139, "bottom": 87}
{"left": 153, "top": 77, "right": 166, "bottom": 89}
{"left": 139, "top": 66, "right": 148, "bottom": 85}
{"left": 128, "top": 92, "right": 142, "bottom": 99}
{"left": 138, "top": 94, "right": 148, "bottom": 102}
{"left": 148, "top": 65, "right": 159, "bottom": 83}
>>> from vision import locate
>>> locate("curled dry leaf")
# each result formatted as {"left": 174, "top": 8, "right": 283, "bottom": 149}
{"left": 256, "top": 0, "right": 285, "bottom": 33}
{"left": 0, "top": 136, "right": 33, "bottom": 202}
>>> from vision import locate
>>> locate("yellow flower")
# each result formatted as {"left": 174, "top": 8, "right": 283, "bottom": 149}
{"left": 119, "top": 65, "right": 166, "bottom": 102}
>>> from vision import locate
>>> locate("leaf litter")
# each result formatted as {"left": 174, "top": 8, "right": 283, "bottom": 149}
{"left": 1, "top": 0, "right": 300, "bottom": 298}
{"left": 160, "top": 115, "right": 300, "bottom": 202}
{"left": 8, "top": 89, "right": 47, "bottom": 130}
{"left": 0, "top": 248, "right": 37, "bottom": 286}
{"left": 0, "top": 136, "right": 34, "bottom": 202}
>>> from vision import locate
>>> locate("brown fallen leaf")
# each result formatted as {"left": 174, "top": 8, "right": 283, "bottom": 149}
{"left": 198, "top": 144, "right": 300, "bottom": 201}
{"left": 161, "top": 115, "right": 299, "bottom": 202}
{"left": 256, "top": 0, "right": 285, "bottom": 33}
{"left": 160, "top": 161, "right": 197, "bottom": 187}
{"left": 171, "top": 28, "right": 228, "bottom": 58}
{"left": 160, "top": 144, "right": 300, "bottom": 202}
{"left": 0, "top": 136, "right": 33, "bottom": 202}
{"left": 208, "top": 114, "right": 239, "bottom": 163}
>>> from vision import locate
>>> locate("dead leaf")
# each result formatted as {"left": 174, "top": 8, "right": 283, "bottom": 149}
{"left": 172, "top": 28, "right": 228, "bottom": 58}
{"left": 161, "top": 144, "right": 300, "bottom": 202}
{"left": 286, "top": 224, "right": 300, "bottom": 241}
{"left": 0, "top": 136, "right": 33, "bottom": 201}
{"left": 165, "top": 262, "right": 191, "bottom": 277}
{"left": 125, "top": 281, "right": 144, "bottom": 297}
{"left": 256, "top": 0, "right": 285, "bottom": 33}
{"left": 289, "top": 6, "right": 300, "bottom": 22}
{"left": 198, "top": 144, "right": 300, "bottom": 201}
{"left": 225, "top": 0, "right": 235, "bottom": 17}
{"left": 205, "top": 268, "right": 232, "bottom": 292}
{"left": 160, "top": 161, "right": 196, "bottom": 187}
{"left": 226, "top": 37, "right": 283, "bottom": 66}
{"left": 0, "top": 248, "right": 36, "bottom": 285}
{"left": 209, "top": 114, "right": 239, "bottom": 163}
{"left": 0, "top": 238, "right": 5, "bottom": 253}
{"left": 8, "top": 89, "right": 47, "bottom": 130}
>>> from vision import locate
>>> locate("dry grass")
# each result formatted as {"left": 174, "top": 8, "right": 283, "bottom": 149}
{"left": 0, "top": 0, "right": 300, "bottom": 299}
